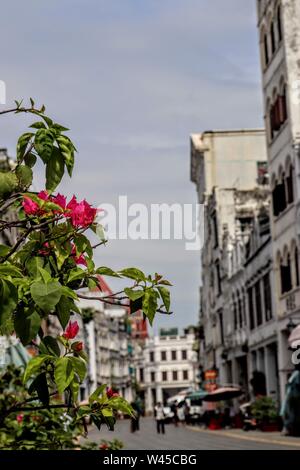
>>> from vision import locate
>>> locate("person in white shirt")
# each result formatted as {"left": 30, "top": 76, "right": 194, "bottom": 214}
{"left": 154, "top": 402, "right": 166, "bottom": 434}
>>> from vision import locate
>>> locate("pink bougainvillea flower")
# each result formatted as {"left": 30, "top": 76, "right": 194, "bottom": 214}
{"left": 37, "top": 190, "right": 49, "bottom": 201}
{"left": 38, "top": 242, "right": 50, "bottom": 256}
{"left": 66, "top": 196, "right": 97, "bottom": 228}
{"left": 74, "top": 341, "right": 84, "bottom": 352}
{"left": 22, "top": 196, "right": 40, "bottom": 215}
{"left": 71, "top": 244, "right": 87, "bottom": 267}
{"left": 16, "top": 414, "right": 24, "bottom": 424}
{"left": 63, "top": 321, "right": 79, "bottom": 340}
{"left": 52, "top": 193, "right": 67, "bottom": 210}
{"left": 106, "top": 387, "right": 119, "bottom": 399}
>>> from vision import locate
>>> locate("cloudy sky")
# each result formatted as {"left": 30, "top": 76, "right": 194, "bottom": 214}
{"left": 0, "top": 0, "right": 264, "bottom": 333}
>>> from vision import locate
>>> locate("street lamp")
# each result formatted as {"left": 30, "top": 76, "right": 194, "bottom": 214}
{"left": 286, "top": 318, "right": 300, "bottom": 334}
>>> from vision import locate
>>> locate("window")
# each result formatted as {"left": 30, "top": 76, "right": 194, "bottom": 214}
{"left": 248, "top": 287, "right": 255, "bottom": 330}
{"left": 264, "top": 34, "right": 269, "bottom": 66}
{"left": 218, "top": 310, "right": 225, "bottom": 345}
{"left": 171, "top": 350, "right": 177, "bottom": 361}
{"left": 270, "top": 89, "right": 288, "bottom": 140}
{"left": 295, "top": 247, "right": 300, "bottom": 287}
{"left": 271, "top": 22, "right": 276, "bottom": 54}
{"left": 183, "top": 370, "right": 189, "bottom": 381}
{"left": 172, "top": 370, "right": 178, "bottom": 381}
{"left": 272, "top": 181, "right": 279, "bottom": 216}
{"left": 263, "top": 273, "right": 273, "bottom": 321}
{"left": 139, "top": 368, "right": 144, "bottom": 383}
{"left": 161, "top": 351, "right": 167, "bottom": 361}
{"left": 255, "top": 281, "right": 263, "bottom": 326}
{"left": 286, "top": 165, "right": 294, "bottom": 204}
{"left": 277, "top": 5, "right": 282, "bottom": 42}
{"left": 151, "top": 371, "right": 156, "bottom": 382}
{"left": 150, "top": 351, "right": 154, "bottom": 362}
{"left": 238, "top": 293, "right": 243, "bottom": 328}
{"left": 182, "top": 350, "right": 187, "bottom": 360}
{"left": 162, "top": 371, "right": 168, "bottom": 382}
{"left": 216, "top": 261, "right": 222, "bottom": 295}
{"left": 233, "top": 297, "right": 238, "bottom": 330}
{"left": 281, "top": 254, "right": 292, "bottom": 294}
{"left": 213, "top": 213, "right": 218, "bottom": 248}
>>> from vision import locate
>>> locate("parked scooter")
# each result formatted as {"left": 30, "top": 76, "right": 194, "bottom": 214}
{"left": 240, "top": 403, "right": 257, "bottom": 431}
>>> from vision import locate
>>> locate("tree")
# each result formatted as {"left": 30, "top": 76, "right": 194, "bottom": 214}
{"left": 0, "top": 99, "right": 172, "bottom": 446}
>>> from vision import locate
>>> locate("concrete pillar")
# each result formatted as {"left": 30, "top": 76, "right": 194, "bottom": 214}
{"left": 156, "top": 386, "right": 163, "bottom": 404}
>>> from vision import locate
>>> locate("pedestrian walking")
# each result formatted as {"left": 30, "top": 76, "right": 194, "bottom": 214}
{"left": 171, "top": 400, "right": 179, "bottom": 427}
{"left": 154, "top": 402, "right": 166, "bottom": 434}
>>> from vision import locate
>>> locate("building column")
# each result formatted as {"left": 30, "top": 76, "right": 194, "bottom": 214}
{"left": 156, "top": 386, "right": 163, "bottom": 404}
{"left": 145, "top": 387, "right": 152, "bottom": 414}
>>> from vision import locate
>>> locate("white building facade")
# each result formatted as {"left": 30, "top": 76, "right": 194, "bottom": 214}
{"left": 257, "top": 0, "right": 300, "bottom": 401}
{"left": 140, "top": 331, "right": 198, "bottom": 414}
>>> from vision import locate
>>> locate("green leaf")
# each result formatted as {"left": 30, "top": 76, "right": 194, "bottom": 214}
{"left": 37, "top": 267, "right": 52, "bottom": 283}
{"left": 16, "top": 165, "right": 33, "bottom": 188}
{"left": 130, "top": 297, "right": 143, "bottom": 314}
{"left": 24, "top": 152, "right": 37, "bottom": 168}
{"left": 28, "top": 372, "right": 49, "bottom": 406}
{"left": 56, "top": 135, "right": 75, "bottom": 177}
{"left": 26, "top": 257, "right": 44, "bottom": 278}
{"left": 54, "top": 357, "right": 74, "bottom": 394}
{"left": 89, "top": 385, "right": 106, "bottom": 404}
{"left": 157, "top": 286, "right": 170, "bottom": 312}
{"left": 45, "top": 147, "right": 65, "bottom": 192}
{"left": 74, "top": 234, "right": 93, "bottom": 258}
{"left": 0, "top": 245, "right": 10, "bottom": 257}
{"left": 69, "top": 357, "right": 87, "bottom": 381}
{"left": 14, "top": 307, "right": 41, "bottom": 345}
{"left": 52, "top": 123, "right": 70, "bottom": 132}
{"left": 42, "top": 336, "right": 61, "bottom": 357}
{"left": 0, "top": 280, "right": 18, "bottom": 327}
{"left": 30, "top": 121, "right": 47, "bottom": 129}
{"left": 23, "top": 355, "right": 51, "bottom": 383}
{"left": 60, "top": 285, "right": 78, "bottom": 300}
{"left": 142, "top": 289, "right": 159, "bottom": 325}
{"left": 0, "top": 172, "right": 18, "bottom": 199}
{"left": 158, "top": 279, "right": 173, "bottom": 286}
{"left": 69, "top": 376, "right": 80, "bottom": 401}
{"left": 95, "top": 224, "right": 106, "bottom": 242}
{"left": 109, "top": 397, "right": 135, "bottom": 417}
{"left": 124, "top": 287, "right": 144, "bottom": 302}
{"left": 56, "top": 296, "right": 80, "bottom": 329}
{"left": 30, "top": 280, "right": 62, "bottom": 312}
{"left": 67, "top": 268, "right": 86, "bottom": 284}
{"left": 34, "top": 128, "right": 54, "bottom": 163}
{"left": 16, "top": 132, "right": 33, "bottom": 162}
{"left": 119, "top": 268, "right": 146, "bottom": 282}
{"left": 0, "top": 264, "right": 22, "bottom": 277}
{"left": 96, "top": 267, "right": 121, "bottom": 278}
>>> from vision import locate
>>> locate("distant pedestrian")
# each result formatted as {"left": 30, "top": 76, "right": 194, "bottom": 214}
{"left": 184, "top": 401, "right": 191, "bottom": 425}
{"left": 130, "top": 401, "right": 140, "bottom": 433}
{"left": 154, "top": 402, "right": 166, "bottom": 434}
{"left": 171, "top": 400, "right": 179, "bottom": 427}
{"left": 177, "top": 402, "right": 185, "bottom": 425}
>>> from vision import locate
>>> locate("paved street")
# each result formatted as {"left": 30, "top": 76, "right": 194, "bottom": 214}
{"left": 87, "top": 417, "right": 300, "bottom": 450}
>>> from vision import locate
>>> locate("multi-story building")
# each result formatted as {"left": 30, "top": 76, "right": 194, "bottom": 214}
{"left": 257, "top": 0, "right": 300, "bottom": 401}
{"left": 140, "top": 328, "right": 198, "bottom": 413}
{"left": 190, "top": 130, "right": 269, "bottom": 390}
{"left": 76, "top": 277, "right": 133, "bottom": 402}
